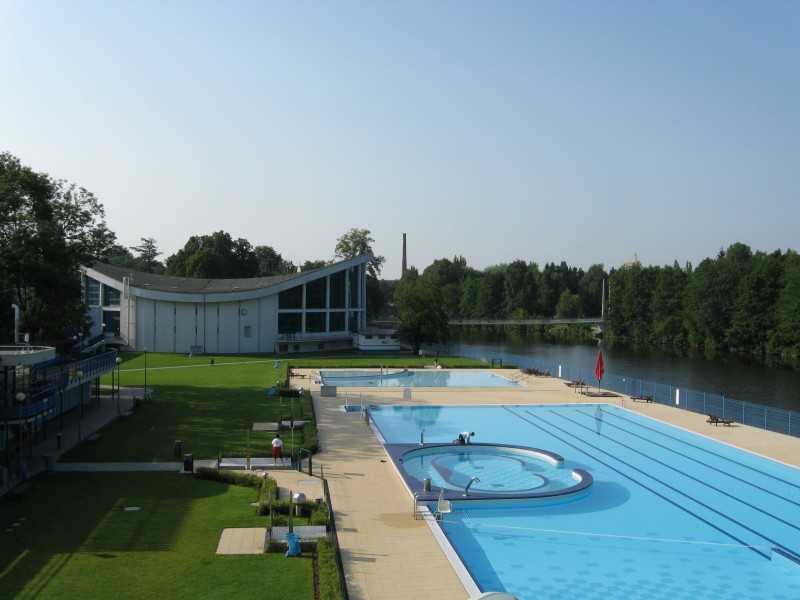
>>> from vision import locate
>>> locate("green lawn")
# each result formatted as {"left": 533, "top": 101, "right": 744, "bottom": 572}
{"left": 2, "top": 350, "right": 485, "bottom": 599}
{"left": 1, "top": 473, "right": 312, "bottom": 599}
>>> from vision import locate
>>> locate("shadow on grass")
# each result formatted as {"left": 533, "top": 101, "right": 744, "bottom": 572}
{"left": 61, "top": 384, "right": 310, "bottom": 462}
{"left": 0, "top": 472, "right": 239, "bottom": 598}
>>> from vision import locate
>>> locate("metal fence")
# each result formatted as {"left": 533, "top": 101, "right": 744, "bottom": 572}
{"left": 441, "top": 344, "right": 798, "bottom": 439}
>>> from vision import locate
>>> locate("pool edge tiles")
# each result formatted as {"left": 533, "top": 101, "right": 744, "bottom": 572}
{"left": 386, "top": 443, "right": 593, "bottom": 504}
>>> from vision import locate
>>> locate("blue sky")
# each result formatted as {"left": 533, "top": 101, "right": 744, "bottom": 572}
{"left": 2, "top": 1, "right": 798, "bottom": 279}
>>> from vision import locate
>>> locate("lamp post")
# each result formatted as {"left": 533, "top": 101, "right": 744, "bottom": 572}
{"left": 143, "top": 348, "right": 147, "bottom": 399}
{"left": 115, "top": 356, "right": 122, "bottom": 414}
{"left": 76, "top": 371, "right": 84, "bottom": 441}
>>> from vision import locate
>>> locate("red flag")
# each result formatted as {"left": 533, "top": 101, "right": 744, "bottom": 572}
{"left": 595, "top": 350, "right": 604, "bottom": 382}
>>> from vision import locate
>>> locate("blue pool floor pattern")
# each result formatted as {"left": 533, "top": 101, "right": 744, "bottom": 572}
{"left": 367, "top": 403, "right": 800, "bottom": 600}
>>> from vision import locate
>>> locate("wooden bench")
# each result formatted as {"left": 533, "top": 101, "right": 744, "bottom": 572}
{"left": 631, "top": 395, "right": 653, "bottom": 403}
{"left": 9, "top": 481, "right": 35, "bottom": 501}
{"left": 85, "top": 433, "right": 101, "bottom": 444}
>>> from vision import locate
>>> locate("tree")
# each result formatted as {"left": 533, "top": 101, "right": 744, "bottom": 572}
{"left": 394, "top": 275, "right": 449, "bottom": 353}
{"left": 769, "top": 250, "right": 800, "bottom": 355}
{"left": 334, "top": 228, "right": 385, "bottom": 278}
{"left": 555, "top": 289, "right": 582, "bottom": 318}
{"left": 422, "top": 256, "right": 471, "bottom": 316}
{"left": 335, "top": 228, "right": 386, "bottom": 318}
{"left": 130, "top": 237, "right": 164, "bottom": 273}
{"left": 255, "top": 245, "right": 296, "bottom": 276}
{"left": 300, "top": 259, "right": 328, "bottom": 272}
{"left": 0, "top": 152, "right": 115, "bottom": 340}
{"left": 165, "top": 231, "right": 258, "bottom": 278}
{"left": 102, "top": 243, "right": 138, "bottom": 268}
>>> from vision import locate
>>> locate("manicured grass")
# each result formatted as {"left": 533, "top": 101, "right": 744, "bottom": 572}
{"left": 0, "top": 472, "right": 313, "bottom": 599}
{"left": 5, "top": 350, "right": 482, "bottom": 599}
{"left": 82, "top": 356, "right": 306, "bottom": 461}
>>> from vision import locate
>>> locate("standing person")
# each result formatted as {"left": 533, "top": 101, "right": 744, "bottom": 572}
{"left": 458, "top": 431, "right": 475, "bottom": 444}
{"left": 271, "top": 433, "right": 284, "bottom": 466}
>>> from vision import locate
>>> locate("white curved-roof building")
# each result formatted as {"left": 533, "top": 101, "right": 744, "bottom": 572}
{"left": 83, "top": 253, "right": 372, "bottom": 355}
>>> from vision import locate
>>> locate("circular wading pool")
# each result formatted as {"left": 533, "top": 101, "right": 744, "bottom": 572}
{"left": 398, "top": 444, "right": 592, "bottom": 501}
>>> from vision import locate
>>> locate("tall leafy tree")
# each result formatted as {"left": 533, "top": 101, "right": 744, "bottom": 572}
{"left": 255, "top": 245, "right": 296, "bottom": 276}
{"left": 650, "top": 264, "right": 688, "bottom": 344}
{"left": 334, "top": 228, "right": 385, "bottom": 278}
{"left": 0, "top": 152, "right": 115, "bottom": 340}
{"left": 422, "top": 256, "right": 471, "bottom": 316}
{"left": 769, "top": 250, "right": 800, "bottom": 355}
{"left": 334, "top": 227, "right": 386, "bottom": 318}
{"left": 578, "top": 264, "right": 606, "bottom": 318}
{"left": 130, "top": 237, "right": 164, "bottom": 273}
{"left": 394, "top": 275, "right": 449, "bottom": 353}
{"left": 165, "top": 231, "right": 258, "bottom": 278}
{"left": 503, "top": 260, "right": 540, "bottom": 317}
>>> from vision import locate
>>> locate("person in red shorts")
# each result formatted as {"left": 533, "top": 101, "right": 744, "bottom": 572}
{"left": 272, "top": 433, "right": 284, "bottom": 465}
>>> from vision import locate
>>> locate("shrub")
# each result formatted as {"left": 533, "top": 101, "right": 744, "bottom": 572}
{"left": 317, "top": 537, "right": 345, "bottom": 600}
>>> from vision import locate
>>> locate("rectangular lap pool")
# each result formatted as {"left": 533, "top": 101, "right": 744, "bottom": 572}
{"left": 368, "top": 404, "right": 800, "bottom": 600}
{"left": 319, "top": 369, "right": 521, "bottom": 388}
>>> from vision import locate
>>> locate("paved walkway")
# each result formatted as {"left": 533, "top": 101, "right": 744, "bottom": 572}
{"left": 294, "top": 369, "right": 800, "bottom": 600}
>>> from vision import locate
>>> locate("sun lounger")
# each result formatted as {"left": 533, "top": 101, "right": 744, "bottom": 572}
{"left": 565, "top": 379, "right": 585, "bottom": 388}
{"left": 707, "top": 414, "right": 734, "bottom": 426}
{"left": 631, "top": 395, "right": 653, "bottom": 403}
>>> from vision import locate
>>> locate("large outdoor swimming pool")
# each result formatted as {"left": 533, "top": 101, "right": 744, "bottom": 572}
{"left": 319, "top": 369, "right": 521, "bottom": 388}
{"left": 367, "top": 404, "right": 800, "bottom": 600}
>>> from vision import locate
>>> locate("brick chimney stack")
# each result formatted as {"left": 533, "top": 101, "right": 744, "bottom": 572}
{"left": 401, "top": 233, "right": 407, "bottom": 276}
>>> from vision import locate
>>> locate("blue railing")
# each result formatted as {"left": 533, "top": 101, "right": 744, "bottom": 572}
{"left": 1, "top": 351, "right": 119, "bottom": 421}
{"left": 441, "top": 345, "right": 798, "bottom": 439}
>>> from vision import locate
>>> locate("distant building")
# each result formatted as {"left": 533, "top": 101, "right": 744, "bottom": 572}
{"left": 83, "top": 253, "right": 373, "bottom": 354}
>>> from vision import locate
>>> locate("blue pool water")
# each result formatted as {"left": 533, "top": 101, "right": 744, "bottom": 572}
{"left": 368, "top": 404, "right": 800, "bottom": 600}
{"left": 319, "top": 369, "right": 520, "bottom": 387}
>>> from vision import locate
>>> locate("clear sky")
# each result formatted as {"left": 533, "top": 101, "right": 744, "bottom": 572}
{"left": 2, "top": 1, "right": 798, "bottom": 280}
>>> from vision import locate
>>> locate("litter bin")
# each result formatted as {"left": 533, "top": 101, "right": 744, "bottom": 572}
{"left": 285, "top": 532, "right": 301, "bottom": 557}
{"left": 183, "top": 453, "right": 194, "bottom": 473}
{"left": 44, "top": 455, "right": 54, "bottom": 473}
{"left": 423, "top": 478, "right": 431, "bottom": 492}
{"left": 57, "top": 432, "right": 63, "bottom": 450}
{"left": 173, "top": 440, "right": 182, "bottom": 458}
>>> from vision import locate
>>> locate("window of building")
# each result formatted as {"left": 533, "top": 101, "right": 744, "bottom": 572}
{"left": 104, "top": 287, "right": 120, "bottom": 307}
{"left": 279, "top": 285, "right": 303, "bottom": 309}
{"left": 244, "top": 325, "right": 252, "bottom": 338}
{"left": 85, "top": 278, "right": 101, "bottom": 306}
{"left": 306, "top": 278, "right": 327, "bottom": 309}
{"left": 329, "top": 311, "right": 345, "bottom": 331}
{"left": 278, "top": 312, "right": 302, "bottom": 334}
{"left": 329, "top": 271, "right": 346, "bottom": 308}
{"left": 306, "top": 312, "right": 326, "bottom": 333}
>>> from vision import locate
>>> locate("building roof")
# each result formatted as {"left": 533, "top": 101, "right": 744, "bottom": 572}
{"left": 88, "top": 253, "right": 372, "bottom": 296}
{"left": 89, "top": 262, "right": 301, "bottom": 294}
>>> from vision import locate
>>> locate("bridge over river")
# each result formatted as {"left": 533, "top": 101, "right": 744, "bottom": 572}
{"left": 370, "top": 317, "right": 605, "bottom": 328}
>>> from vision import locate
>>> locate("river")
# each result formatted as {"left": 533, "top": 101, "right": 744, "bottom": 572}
{"left": 451, "top": 336, "right": 800, "bottom": 413}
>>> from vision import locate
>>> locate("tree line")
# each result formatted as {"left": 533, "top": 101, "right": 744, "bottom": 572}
{"left": 2, "top": 152, "right": 798, "bottom": 358}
